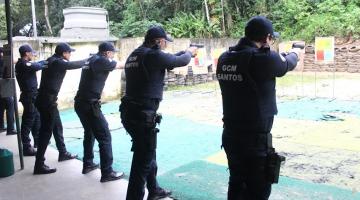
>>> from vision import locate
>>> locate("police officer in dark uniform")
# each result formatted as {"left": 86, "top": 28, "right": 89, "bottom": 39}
{"left": 120, "top": 26, "right": 197, "bottom": 200}
{"left": 216, "top": 16, "right": 300, "bottom": 200}
{"left": 15, "top": 44, "right": 47, "bottom": 156}
{"left": 74, "top": 42, "right": 125, "bottom": 182}
{"left": 34, "top": 43, "right": 85, "bottom": 174}
{"left": 0, "top": 47, "right": 16, "bottom": 135}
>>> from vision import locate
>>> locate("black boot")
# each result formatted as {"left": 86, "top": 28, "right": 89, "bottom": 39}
{"left": 147, "top": 188, "right": 172, "bottom": 200}
{"left": 82, "top": 162, "right": 99, "bottom": 174}
{"left": 100, "top": 171, "right": 124, "bottom": 183}
{"left": 58, "top": 151, "right": 78, "bottom": 162}
{"left": 23, "top": 146, "right": 37, "bottom": 156}
{"left": 34, "top": 163, "right": 57, "bottom": 174}
{"left": 6, "top": 130, "right": 17, "bottom": 135}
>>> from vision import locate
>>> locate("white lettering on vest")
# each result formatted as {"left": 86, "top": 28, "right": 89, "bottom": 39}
{"left": 125, "top": 62, "right": 139, "bottom": 69}
{"left": 222, "top": 65, "right": 237, "bottom": 72}
{"left": 216, "top": 73, "right": 243, "bottom": 82}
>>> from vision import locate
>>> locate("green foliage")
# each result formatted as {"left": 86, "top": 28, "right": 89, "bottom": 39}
{"left": 119, "top": 19, "right": 162, "bottom": 38}
{"left": 165, "top": 12, "right": 222, "bottom": 38}
{"left": 3, "top": 0, "right": 360, "bottom": 41}
{"left": 114, "top": 1, "right": 161, "bottom": 37}
{"left": 228, "top": 17, "right": 246, "bottom": 38}
{"left": 0, "top": 5, "right": 7, "bottom": 40}
{"left": 271, "top": 0, "right": 360, "bottom": 42}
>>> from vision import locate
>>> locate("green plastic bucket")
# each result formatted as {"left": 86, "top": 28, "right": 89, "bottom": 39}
{"left": 0, "top": 148, "right": 15, "bottom": 177}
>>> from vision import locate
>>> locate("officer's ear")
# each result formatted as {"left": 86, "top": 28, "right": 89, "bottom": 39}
{"left": 152, "top": 39, "right": 161, "bottom": 49}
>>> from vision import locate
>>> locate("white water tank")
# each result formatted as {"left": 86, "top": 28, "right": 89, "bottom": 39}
{"left": 60, "top": 7, "right": 110, "bottom": 39}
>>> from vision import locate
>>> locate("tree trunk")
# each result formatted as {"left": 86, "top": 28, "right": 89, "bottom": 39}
{"left": 223, "top": 0, "right": 233, "bottom": 34}
{"left": 44, "top": 0, "right": 53, "bottom": 35}
{"left": 234, "top": 0, "right": 240, "bottom": 16}
{"left": 204, "top": 0, "right": 210, "bottom": 25}
{"left": 137, "top": 0, "right": 146, "bottom": 19}
{"left": 220, "top": 0, "right": 226, "bottom": 32}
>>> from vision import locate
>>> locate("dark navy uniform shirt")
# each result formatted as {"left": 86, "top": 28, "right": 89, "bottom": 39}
{"left": 15, "top": 58, "right": 46, "bottom": 94}
{"left": 124, "top": 44, "right": 192, "bottom": 100}
{"left": 38, "top": 54, "right": 85, "bottom": 97}
{"left": 216, "top": 37, "right": 298, "bottom": 122}
{"left": 75, "top": 54, "right": 117, "bottom": 101}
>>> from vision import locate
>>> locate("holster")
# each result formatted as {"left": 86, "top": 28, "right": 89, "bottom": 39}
{"left": 90, "top": 101, "right": 101, "bottom": 118}
{"left": 120, "top": 99, "right": 161, "bottom": 151}
{"left": 120, "top": 98, "right": 162, "bottom": 128}
{"left": 266, "top": 134, "right": 286, "bottom": 184}
{"left": 140, "top": 110, "right": 162, "bottom": 128}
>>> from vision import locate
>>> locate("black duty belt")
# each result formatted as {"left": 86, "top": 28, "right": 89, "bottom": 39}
{"left": 122, "top": 96, "right": 159, "bottom": 110}
{"left": 75, "top": 98, "right": 100, "bottom": 104}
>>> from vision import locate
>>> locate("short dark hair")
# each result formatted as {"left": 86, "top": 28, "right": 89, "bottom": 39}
{"left": 144, "top": 39, "right": 160, "bottom": 48}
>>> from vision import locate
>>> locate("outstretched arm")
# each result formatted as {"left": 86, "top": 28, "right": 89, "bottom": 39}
{"left": 145, "top": 47, "right": 197, "bottom": 70}
{"left": 65, "top": 59, "right": 88, "bottom": 70}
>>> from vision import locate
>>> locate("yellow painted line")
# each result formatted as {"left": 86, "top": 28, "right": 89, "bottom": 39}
{"left": 206, "top": 114, "right": 360, "bottom": 167}
{"left": 206, "top": 150, "right": 228, "bottom": 167}
{"left": 274, "top": 114, "right": 360, "bottom": 152}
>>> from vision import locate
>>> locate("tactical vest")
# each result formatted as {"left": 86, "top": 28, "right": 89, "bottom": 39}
{"left": 217, "top": 47, "right": 263, "bottom": 121}
{"left": 125, "top": 46, "right": 165, "bottom": 100}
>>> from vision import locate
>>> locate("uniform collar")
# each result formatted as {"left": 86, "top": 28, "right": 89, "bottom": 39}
{"left": 229, "top": 37, "right": 257, "bottom": 51}
{"left": 229, "top": 37, "right": 271, "bottom": 52}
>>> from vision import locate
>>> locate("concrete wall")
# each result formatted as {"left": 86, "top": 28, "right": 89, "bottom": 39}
{"left": 117, "top": 37, "right": 238, "bottom": 61}
{"left": 3, "top": 37, "right": 360, "bottom": 111}
{"left": 303, "top": 44, "right": 360, "bottom": 72}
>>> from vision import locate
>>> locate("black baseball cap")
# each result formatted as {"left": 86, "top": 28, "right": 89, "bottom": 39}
{"left": 145, "top": 26, "right": 173, "bottom": 42}
{"left": 98, "top": 42, "right": 119, "bottom": 52}
{"left": 245, "top": 16, "right": 279, "bottom": 40}
{"left": 55, "top": 42, "right": 75, "bottom": 55}
{"left": 19, "top": 44, "right": 36, "bottom": 55}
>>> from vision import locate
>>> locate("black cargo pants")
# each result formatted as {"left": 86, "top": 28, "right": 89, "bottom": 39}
{"left": 0, "top": 97, "right": 15, "bottom": 131}
{"left": 19, "top": 93, "right": 40, "bottom": 149}
{"left": 222, "top": 117, "right": 274, "bottom": 200}
{"left": 74, "top": 100, "right": 114, "bottom": 175}
{"left": 120, "top": 97, "right": 161, "bottom": 200}
{"left": 35, "top": 96, "right": 67, "bottom": 165}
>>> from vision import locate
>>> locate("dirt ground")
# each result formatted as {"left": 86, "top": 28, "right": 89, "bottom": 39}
{"left": 158, "top": 72, "right": 360, "bottom": 193}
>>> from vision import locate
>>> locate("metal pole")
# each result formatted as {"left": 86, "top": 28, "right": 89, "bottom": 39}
{"left": 5, "top": 0, "right": 24, "bottom": 170}
{"left": 31, "top": 0, "right": 37, "bottom": 38}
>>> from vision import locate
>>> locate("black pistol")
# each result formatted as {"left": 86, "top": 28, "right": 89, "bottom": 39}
{"left": 267, "top": 148, "right": 286, "bottom": 184}
{"left": 190, "top": 44, "right": 205, "bottom": 48}
{"left": 292, "top": 43, "right": 305, "bottom": 49}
